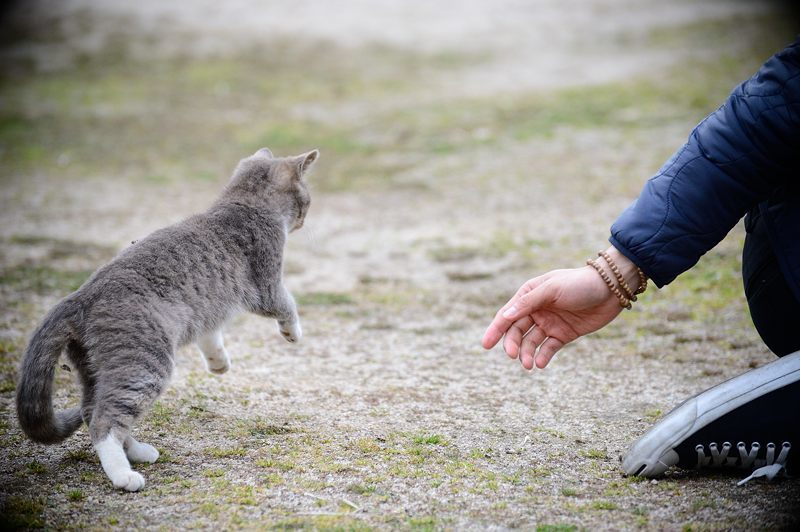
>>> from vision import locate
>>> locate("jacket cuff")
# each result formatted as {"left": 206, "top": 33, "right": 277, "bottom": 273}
{"left": 608, "top": 235, "right": 664, "bottom": 288}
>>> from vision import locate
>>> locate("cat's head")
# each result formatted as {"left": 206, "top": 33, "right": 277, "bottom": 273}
{"left": 226, "top": 148, "right": 318, "bottom": 232}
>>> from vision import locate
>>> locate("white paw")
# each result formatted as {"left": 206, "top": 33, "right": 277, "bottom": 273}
{"left": 204, "top": 347, "right": 231, "bottom": 375}
{"left": 208, "top": 362, "right": 230, "bottom": 374}
{"left": 126, "top": 442, "right": 160, "bottom": 464}
{"left": 111, "top": 470, "right": 145, "bottom": 492}
{"left": 206, "top": 353, "right": 231, "bottom": 375}
{"left": 279, "top": 321, "right": 302, "bottom": 343}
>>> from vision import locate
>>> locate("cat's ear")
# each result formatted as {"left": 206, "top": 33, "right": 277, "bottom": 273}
{"left": 255, "top": 147, "right": 274, "bottom": 158}
{"left": 295, "top": 149, "right": 320, "bottom": 176}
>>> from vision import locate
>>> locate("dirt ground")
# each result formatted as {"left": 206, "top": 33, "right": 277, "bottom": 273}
{"left": 1, "top": 0, "right": 799, "bottom": 529}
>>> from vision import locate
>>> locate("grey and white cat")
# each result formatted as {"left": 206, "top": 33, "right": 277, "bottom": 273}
{"left": 16, "top": 147, "right": 316, "bottom": 491}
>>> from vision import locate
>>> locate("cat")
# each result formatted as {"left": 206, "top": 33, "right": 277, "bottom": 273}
{"left": 15, "top": 147, "right": 317, "bottom": 491}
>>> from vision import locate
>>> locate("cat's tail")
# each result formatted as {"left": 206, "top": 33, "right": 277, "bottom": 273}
{"left": 16, "top": 298, "right": 83, "bottom": 444}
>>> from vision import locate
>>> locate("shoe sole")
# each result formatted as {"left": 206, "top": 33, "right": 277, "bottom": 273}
{"left": 622, "top": 349, "right": 800, "bottom": 477}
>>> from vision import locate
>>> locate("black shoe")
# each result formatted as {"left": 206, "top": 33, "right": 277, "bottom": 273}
{"left": 622, "top": 350, "right": 800, "bottom": 483}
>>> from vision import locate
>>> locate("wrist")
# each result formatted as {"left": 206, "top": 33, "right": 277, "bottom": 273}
{"left": 599, "top": 246, "right": 643, "bottom": 294}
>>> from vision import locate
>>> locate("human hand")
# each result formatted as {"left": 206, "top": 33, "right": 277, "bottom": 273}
{"left": 482, "top": 251, "right": 637, "bottom": 369}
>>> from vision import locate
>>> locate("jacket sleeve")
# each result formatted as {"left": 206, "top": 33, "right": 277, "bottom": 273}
{"left": 609, "top": 39, "right": 800, "bottom": 287}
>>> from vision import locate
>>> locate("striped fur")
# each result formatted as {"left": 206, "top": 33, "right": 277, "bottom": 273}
{"left": 16, "top": 148, "right": 316, "bottom": 490}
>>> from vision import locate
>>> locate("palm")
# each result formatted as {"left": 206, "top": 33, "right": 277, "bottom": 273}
{"left": 482, "top": 266, "right": 623, "bottom": 369}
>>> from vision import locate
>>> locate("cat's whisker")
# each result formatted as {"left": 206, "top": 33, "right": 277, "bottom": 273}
{"left": 303, "top": 222, "right": 319, "bottom": 250}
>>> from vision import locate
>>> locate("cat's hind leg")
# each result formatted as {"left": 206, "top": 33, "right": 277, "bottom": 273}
{"left": 196, "top": 329, "right": 230, "bottom": 374}
{"left": 89, "top": 341, "right": 172, "bottom": 491}
{"left": 93, "top": 428, "right": 144, "bottom": 491}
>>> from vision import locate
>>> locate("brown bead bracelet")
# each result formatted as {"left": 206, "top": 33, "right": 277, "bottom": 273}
{"left": 634, "top": 267, "right": 648, "bottom": 295}
{"left": 586, "top": 258, "right": 632, "bottom": 310}
{"left": 598, "top": 250, "right": 637, "bottom": 301}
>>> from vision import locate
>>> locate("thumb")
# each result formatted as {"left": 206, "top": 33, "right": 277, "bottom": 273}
{"left": 501, "top": 281, "right": 556, "bottom": 321}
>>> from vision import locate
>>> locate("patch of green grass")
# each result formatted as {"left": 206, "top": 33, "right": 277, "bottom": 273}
{"left": 560, "top": 487, "right": 579, "bottom": 497}
{"left": 354, "top": 437, "right": 382, "bottom": 454}
{"left": 590, "top": 500, "right": 618, "bottom": 511}
{"left": 603, "top": 480, "right": 634, "bottom": 497}
{"left": 155, "top": 449, "right": 176, "bottom": 464}
{"left": 26, "top": 460, "right": 48, "bottom": 474}
{"left": 0, "top": 265, "right": 92, "bottom": 295}
{"left": 262, "top": 472, "right": 284, "bottom": 487}
{"left": 229, "top": 485, "right": 257, "bottom": 506}
{"left": 0, "top": 496, "right": 46, "bottom": 529}
{"left": 408, "top": 516, "right": 437, "bottom": 531}
{"left": 0, "top": 379, "right": 15, "bottom": 393}
{"left": 428, "top": 245, "right": 481, "bottom": 263}
{"left": 295, "top": 291, "right": 355, "bottom": 306}
{"left": 537, "top": 525, "right": 577, "bottom": 532}
{"left": 361, "top": 286, "right": 420, "bottom": 307}
{"left": 348, "top": 483, "right": 377, "bottom": 496}
{"left": 319, "top": 461, "right": 352, "bottom": 474}
{"left": 203, "top": 468, "right": 226, "bottom": 478}
{"left": 581, "top": 449, "right": 608, "bottom": 460}
{"left": 412, "top": 434, "right": 445, "bottom": 445}
{"left": 643, "top": 409, "right": 662, "bottom": 422}
{"left": 0, "top": 337, "right": 23, "bottom": 356}
{"left": 64, "top": 449, "right": 94, "bottom": 463}
{"left": 239, "top": 417, "right": 295, "bottom": 439}
{"left": 445, "top": 271, "right": 493, "bottom": 282}
{"left": 673, "top": 247, "right": 746, "bottom": 322}
{"left": 79, "top": 471, "right": 98, "bottom": 482}
{"left": 532, "top": 426, "right": 566, "bottom": 439}
{"left": 67, "top": 489, "right": 84, "bottom": 502}
{"left": 656, "top": 481, "right": 683, "bottom": 496}
{"left": 205, "top": 446, "right": 247, "bottom": 458}
{"left": 469, "top": 448, "right": 493, "bottom": 459}
{"left": 529, "top": 467, "right": 552, "bottom": 478}
{"left": 270, "top": 515, "right": 372, "bottom": 530}
{"left": 256, "top": 459, "right": 297, "bottom": 472}
{"left": 147, "top": 402, "right": 178, "bottom": 430}
{"left": 640, "top": 11, "right": 794, "bottom": 61}
{"left": 691, "top": 496, "right": 717, "bottom": 511}
{"left": 198, "top": 502, "right": 219, "bottom": 517}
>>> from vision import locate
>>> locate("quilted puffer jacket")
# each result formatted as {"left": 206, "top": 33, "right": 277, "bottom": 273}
{"left": 610, "top": 38, "right": 800, "bottom": 303}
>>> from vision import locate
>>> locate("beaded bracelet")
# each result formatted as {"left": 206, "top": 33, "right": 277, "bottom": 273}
{"left": 598, "top": 250, "right": 637, "bottom": 302}
{"left": 586, "top": 258, "right": 632, "bottom": 310}
{"left": 634, "top": 267, "right": 648, "bottom": 295}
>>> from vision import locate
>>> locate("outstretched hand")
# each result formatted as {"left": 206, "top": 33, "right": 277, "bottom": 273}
{"left": 481, "top": 265, "right": 624, "bottom": 370}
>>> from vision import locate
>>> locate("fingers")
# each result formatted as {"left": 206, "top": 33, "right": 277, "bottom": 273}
{"left": 518, "top": 325, "right": 547, "bottom": 370}
{"left": 535, "top": 337, "right": 565, "bottom": 369}
{"left": 481, "top": 278, "right": 555, "bottom": 349}
{"left": 482, "top": 322, "right": 508, "bottom": 350}
{"left": 500, "top": 281, "right": 556, "bottom": 323}
{"left": 502, "top": 316, "right": 534, "bottom": 359}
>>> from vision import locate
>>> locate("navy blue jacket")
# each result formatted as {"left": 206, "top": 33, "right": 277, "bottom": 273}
{"left": 610, "top": 39, "right": 800, "bottom": 303}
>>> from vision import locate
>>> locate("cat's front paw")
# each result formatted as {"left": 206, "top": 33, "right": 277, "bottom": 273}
{"left": 279, "top": 321, "right": 302, "bottom": 343}
{"left": 203, "top": 348, "right": 231, "bottom": 375}
{"left": 207, "top": 358, "right": 230, "bottom": 375}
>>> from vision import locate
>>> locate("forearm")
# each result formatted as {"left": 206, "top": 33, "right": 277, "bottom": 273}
{"left": 611, "top": 39, "right": 800, "bottom": 287}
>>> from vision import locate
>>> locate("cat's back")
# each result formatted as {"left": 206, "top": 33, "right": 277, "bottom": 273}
{"left": 79, "top": 209, "right": 253, "bottom": 309}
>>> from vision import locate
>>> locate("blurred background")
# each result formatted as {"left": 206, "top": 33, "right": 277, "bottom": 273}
{"left": 1, "top": 1, "right": 799, "bottom": 529}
